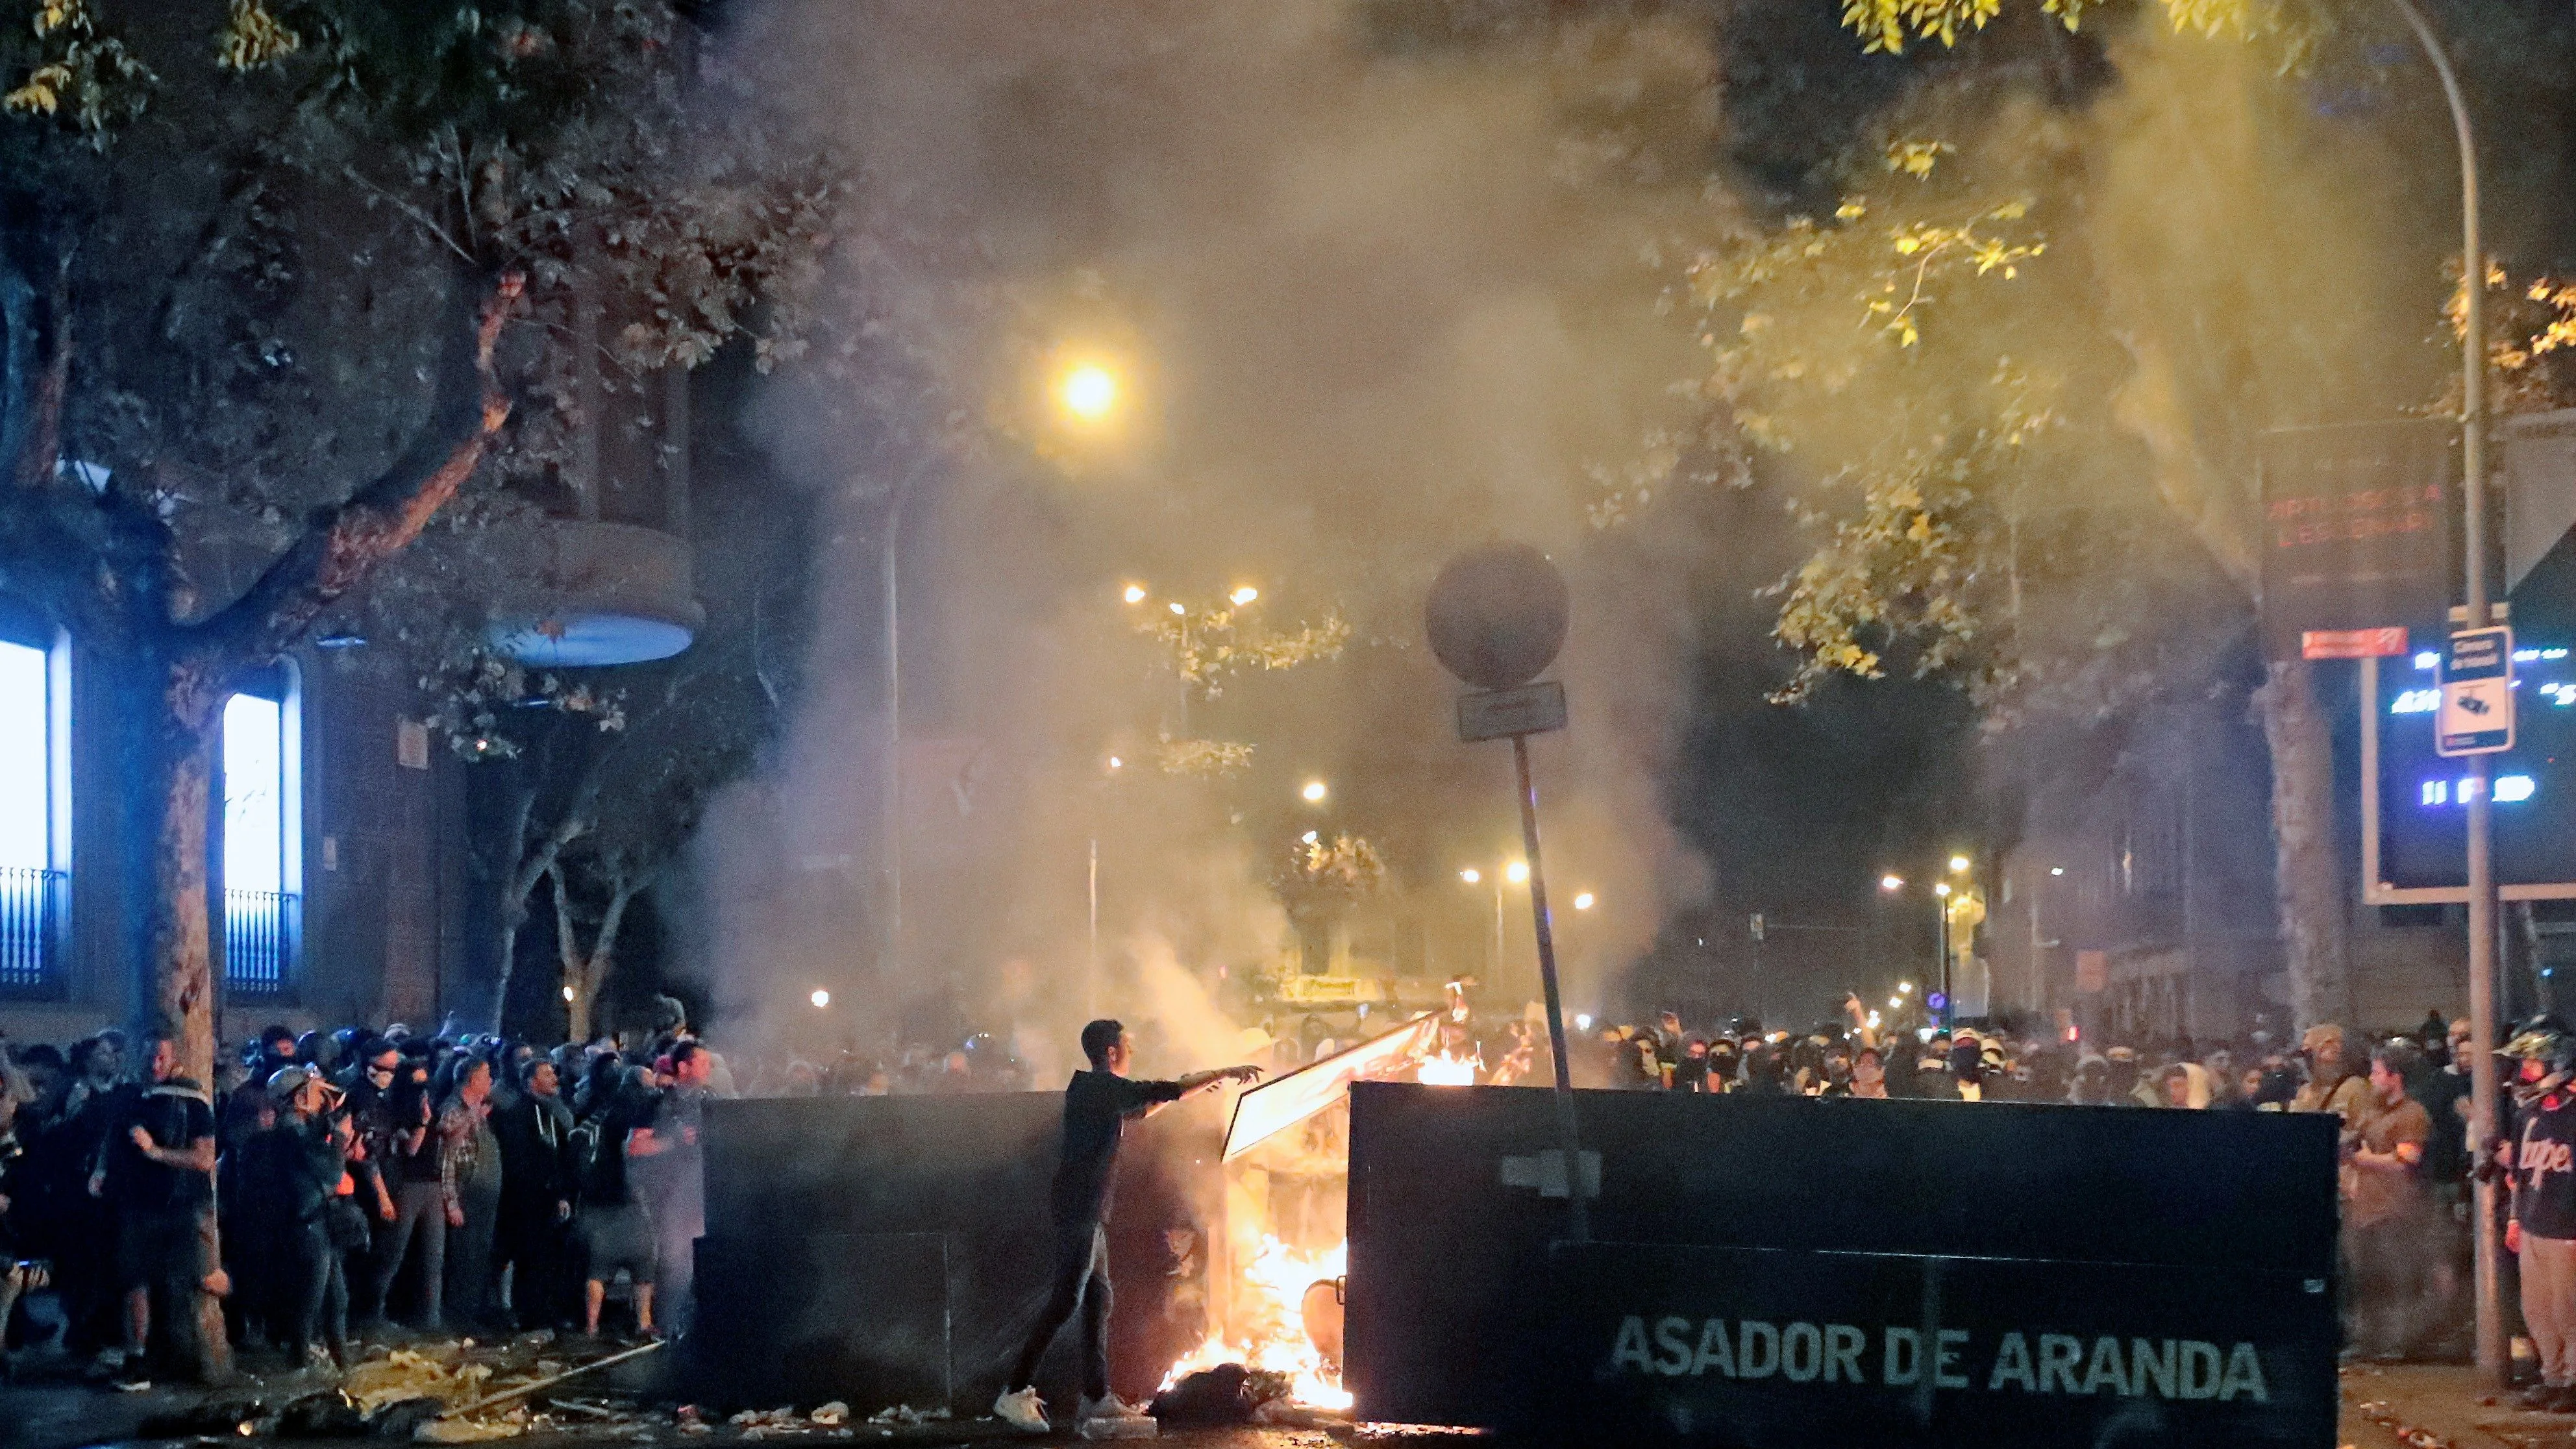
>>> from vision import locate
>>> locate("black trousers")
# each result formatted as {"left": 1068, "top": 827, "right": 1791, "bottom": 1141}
{"left": 1009, "top": 1219, "right": 1110, "bottom": 1402}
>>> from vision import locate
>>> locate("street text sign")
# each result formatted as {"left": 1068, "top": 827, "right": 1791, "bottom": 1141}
{"left": 2299, "top": 626, "right": 2408, "bottom": 661}
{"left": 2258, "top": 421, "right": 2453, "bottom": 661}
{"left": 2438, "top": 626, "right": 2516, "bottom": 757}
{"left": 1458, "top": 680, "right": 1568, "bottom": 743}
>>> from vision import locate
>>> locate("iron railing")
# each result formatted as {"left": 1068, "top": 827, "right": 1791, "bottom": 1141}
{"left": 224, "top": 888, "right": 297, "bottom": 997}
{"left": 0, "top": 865, "right": 64, "bottom": 991}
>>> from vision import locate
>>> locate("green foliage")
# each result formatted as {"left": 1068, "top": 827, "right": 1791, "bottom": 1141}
{"left": 1269, "top": 832, "right": 1389, "bottom": 912}
{"left": 1836, "top": 0, "right": 2316, "bottom": 59}
{"left": 1137, "top": 595, "right": 1352, "bottom": 702}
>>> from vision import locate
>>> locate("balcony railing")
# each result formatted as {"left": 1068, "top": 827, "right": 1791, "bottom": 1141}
{"left": 225, "top": 888, "right": 297, "bottom": 997}
{"left": 0, "top": 865, "right": 63, "bottom": 991}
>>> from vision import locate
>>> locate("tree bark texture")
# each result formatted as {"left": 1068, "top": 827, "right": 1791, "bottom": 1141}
{"left": 2254, "top": 657, "right": 2352, "bottom": 1029}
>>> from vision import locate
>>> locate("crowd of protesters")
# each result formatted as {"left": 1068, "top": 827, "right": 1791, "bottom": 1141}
{"left": 0, "top": 1000, "right": 733, "bottom": 1387}
{"left": 1512, "top": 997, "right": 2576, "bottom": 1394}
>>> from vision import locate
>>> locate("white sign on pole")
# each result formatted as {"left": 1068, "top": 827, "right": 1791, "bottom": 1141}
{"left": 2438, "top": 626, "right": 2516, "bottom": 757}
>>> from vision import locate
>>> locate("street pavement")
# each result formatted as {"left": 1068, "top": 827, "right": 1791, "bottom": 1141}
{"left": 18, "top": 1357, "right": 2545, "bottom": 1449}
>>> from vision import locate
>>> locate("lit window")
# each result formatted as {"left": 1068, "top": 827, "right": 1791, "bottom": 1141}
{"left": 0, "top": 634, "right": 66, "bottom": 991}
{"left": 2421, "top": 780, "right": 2449, "bottom": 806}
{"left": 2498, "top": 775, "right": 2538, "bottom": 803}
{"left": 222, "top": 676, "right": 299, "bottom": 995}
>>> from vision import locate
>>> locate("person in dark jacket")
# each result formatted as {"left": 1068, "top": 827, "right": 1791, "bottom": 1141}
{"left": 254, "top": 1067, "right": 353, "bottom": 1368}
{"left": 492, "top": 1058, "right": 576, "bottom": 1330}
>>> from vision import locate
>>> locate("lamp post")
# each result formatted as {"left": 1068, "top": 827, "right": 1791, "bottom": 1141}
{"left": 1461, "top": 861, "right": 1530, "bottom": 980}
{"left": 2382, "top": 0, "right": 2499, "bottom": 1383}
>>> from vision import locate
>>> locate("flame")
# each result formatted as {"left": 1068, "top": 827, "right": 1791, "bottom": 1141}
{"left": 1415, "top": 1051, "right": 1478, "bottom": 1086}
{"left": 1159, "top": 1235, "right": 1352, "bottom": 1410}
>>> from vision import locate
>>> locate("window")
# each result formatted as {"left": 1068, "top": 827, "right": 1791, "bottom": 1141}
{"left": 222, "top": 671, "right": 300, "bottom": 995}
{"left": 0, "top": 630, "right": 66, "bottom": 992}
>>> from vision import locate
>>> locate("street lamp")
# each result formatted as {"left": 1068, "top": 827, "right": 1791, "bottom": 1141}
{"left": 1229, "top": 585, "right": 1260, "bottom": 607}
{"left": 1058, "top": 362, "right": 1119, "bottom": 423}
{"left": 1122, "top": 583, "right": 1148, "bottom": 604}
{"left": 1948, "top": 854, "right": 1972, "bottom": 874}
{"left": 1505, "top": 860, "right": 1530, "bottom": 885}
{"left": 1301, "top": 779, "right": 1329, "bottom": 805}
{"left": 810, "top": 989, "right": 831, "bottom": 1009}
{"left": 1572, "top": 891, "right": 1596, "bottom": 911}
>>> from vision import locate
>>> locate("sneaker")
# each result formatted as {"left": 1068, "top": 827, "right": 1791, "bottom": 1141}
{"left": 1078, "top": 1395, "right": 1150, "bottom": 1424}
{"left": 2517, "top": 1383, "right": 2558, "bottom": 1411}
{"left": 993, "top": 1386, "right": 1050, "bottom": 1434}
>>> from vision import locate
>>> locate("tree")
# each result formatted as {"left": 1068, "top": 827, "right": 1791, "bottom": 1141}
{"left": 0, "top": 1, "right": 832, "bottom": 1081}
{"left": 1640, "top": 0, "right": 2565, "bottom": 1025}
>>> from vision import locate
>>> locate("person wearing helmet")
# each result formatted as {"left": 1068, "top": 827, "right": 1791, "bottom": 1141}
{"left": 2506, "top": 1019, "right": 2576, "bottom": 1409}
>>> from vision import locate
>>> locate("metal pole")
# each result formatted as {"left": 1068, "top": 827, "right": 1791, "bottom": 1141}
{"left": 1493, "top": 876, "right": 1506, "bottom": 982}
{"left": 882, "top": 482, "right": 910, "bottom": 988}
{"left": 1087, "top": 836, "right": 1100, "bottom": 1019}
{"left": 1934, "top": 893, "right": 1949, "bottom": 1028}
{"left": 1511, "top": 733, "right": 1587, "bottom": 1243}
{"left": 2387, "top": 0, "right": 2499, "bottom": 1385}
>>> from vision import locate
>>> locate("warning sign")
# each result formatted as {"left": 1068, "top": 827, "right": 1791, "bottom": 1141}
{"left": 2438, "top": 626, "right": 2515, "bottom": 757}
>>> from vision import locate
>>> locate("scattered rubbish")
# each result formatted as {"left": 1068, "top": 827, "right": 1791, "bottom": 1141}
{"left": 728, "top": 1407, "right": 802, "bottom": 1429}
{"left": 345, "top": 1351, "right": 493, "bottom": 1413}
{"left": 417, "top": 1412, "right": 528, "bottom": 1443}
{"left": 809, "top": 1403, "right": 849, "bottom": 1427}
{"left": 370, "top": 1398, "right": 449, "bottom": 1440}
{"left": 863, "top": 1406, "right": 948, "bottom": 1426}
{"left": 1076, "top": 1417, "right": 1157, "bottom": 1441}
{"left": 1150, "top": 1363, "right": 1296, "bottom": 1427}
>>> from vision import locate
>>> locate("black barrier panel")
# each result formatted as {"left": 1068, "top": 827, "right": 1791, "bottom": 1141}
{"left": 695, "top": 1094, "right": 1222, "bottom": 1411}
{"left": 1344, "top": 1083, "right": 2337, "bottom": 1433}
{"left": 693, "top": 1233, "right": 950, "bottom": 1411}
{"left": 1545, "top": 1241, "right": 2332, "bottom": 1449}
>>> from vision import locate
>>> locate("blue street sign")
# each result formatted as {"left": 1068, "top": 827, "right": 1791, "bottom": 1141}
{"left": 2438, "top": 626, "right": 2515, "bottom": 757}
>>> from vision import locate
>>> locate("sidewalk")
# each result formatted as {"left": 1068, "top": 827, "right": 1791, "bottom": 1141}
{"left": 2344, "top": 1364, "right": 2576, "bottom": 1449}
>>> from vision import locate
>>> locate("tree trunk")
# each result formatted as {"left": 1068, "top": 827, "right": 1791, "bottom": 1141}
{"left": 113, "top": 654, "right": 227, "bottom": 1086}
{"left": 2254, "top": 658, "right": 2351, "bottom": 1030}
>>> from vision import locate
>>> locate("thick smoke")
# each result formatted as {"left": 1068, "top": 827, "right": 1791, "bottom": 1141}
{"left": 681, "top": 0, "right": 1725, "bottom": 1068}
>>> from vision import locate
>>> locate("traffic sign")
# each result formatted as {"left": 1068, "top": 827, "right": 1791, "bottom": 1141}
{"left": 2300, "top": 626, "right": 2409, "bottom": 661}
{"left": 1457, "top": 680, "right": 1567, "bottom": 743}
{"left": 2438, "top": 626, "right": 2516, "bottom": 757}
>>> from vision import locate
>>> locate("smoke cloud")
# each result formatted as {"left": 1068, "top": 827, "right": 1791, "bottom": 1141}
{"left": 680, "top": 0, "right": 1728, "bottom": 1065}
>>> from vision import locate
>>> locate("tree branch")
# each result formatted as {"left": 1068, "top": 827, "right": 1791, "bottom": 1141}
{"left": 189, "top": 273, "right": 523, "bottom": 673}
{"left": 547, "top": 861, "right": 580, "bottom": 980}
{"left": 5, "top": 257, "right": 71, "bottom": 493}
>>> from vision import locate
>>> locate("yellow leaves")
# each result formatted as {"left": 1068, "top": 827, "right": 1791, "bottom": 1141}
{"left": 1835, "top": 199, "right": 1869, "bottom": 221}
{"left": 1839, "top": 0, "right": 2003, "bottom": 54}
{"left": 3, "top": 63, "right": 68, "bottom": 116}
{"left": 217, "top": 0, "right": 302, "bottom": 72}
{"left": 33, "top": 1, "right": 78, "bottom": 37}
{"left": 1883, "top": 140, "right": 1951, "bottom": 179}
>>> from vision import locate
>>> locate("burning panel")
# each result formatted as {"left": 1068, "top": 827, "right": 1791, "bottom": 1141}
{"left": 1222, "top": 1011, "right": 1441, "bottom": 1160}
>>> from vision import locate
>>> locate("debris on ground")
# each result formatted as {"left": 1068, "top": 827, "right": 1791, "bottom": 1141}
{"left": 808, "top": 1402, "right": 849, "bottom": 1427}
{"left": 863, "top": 1405, "right": 948, "bottom": 1426}
{"left": 1150, "top": 1363, "right": 1301, "bottom": 1427}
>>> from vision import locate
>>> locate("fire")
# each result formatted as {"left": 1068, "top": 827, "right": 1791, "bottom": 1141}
{"left": 1159, "top": 1235, "right": 1353, "bottom": 1411}
{"left": 1416, "top": 1051, "right": 1478, "bottom": 1086}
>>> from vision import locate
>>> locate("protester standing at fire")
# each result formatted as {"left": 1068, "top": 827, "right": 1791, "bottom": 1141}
{"left": 994, "top": 1019, "right": 1261, "bottom": 1435}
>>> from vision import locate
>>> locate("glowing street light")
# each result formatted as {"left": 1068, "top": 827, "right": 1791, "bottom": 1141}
{"left": 1301, "top": 779, "right": 1329, "bottom": 804}
{"left": 1059, "top": 362, "right": 1119, "bottom": 422}
{"left": 1889, "top": 996, "right": 1904, "bottom": 1009}
{"left": 1459, "top": 867, "right": 1481, "bottom": 885}
{"left": 1899, "top": 982, "right": 1915, "bottom": 994}
{"left": 1167, "top": 601, "right": 1185, "bottom": 616}
{"left": 1300, "top": 830, "right": 1319, "bottom": 845}
{"left": 1122, "top": 583, "right": 1148, "bottom": 604}
{"left": 1948, "top": 854, "right": 1972, "bottom": 874}
{"left": 1229, "top": 585, "right": 1259, "bottom": 606}
{"left": 1505, "top": 860, "right": 1530, "bottom": 885}
{"left": 1572, "top": 891, "right": 1596, "bottom": 911}
{"left": 1879, "top": 874, "right": 1905, "bottom": 892}
{"left": 1935, "top": 882, "right": 1952, "bottom": 898}
{"left": 1106, "top": 756, "right": 1123, "bottom": 771}
{"left": 810, "top": 989, "right": 832, "bottom": 1009}
{"left": 2050, "top": 865, "right": 2065, "bottom": 876}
